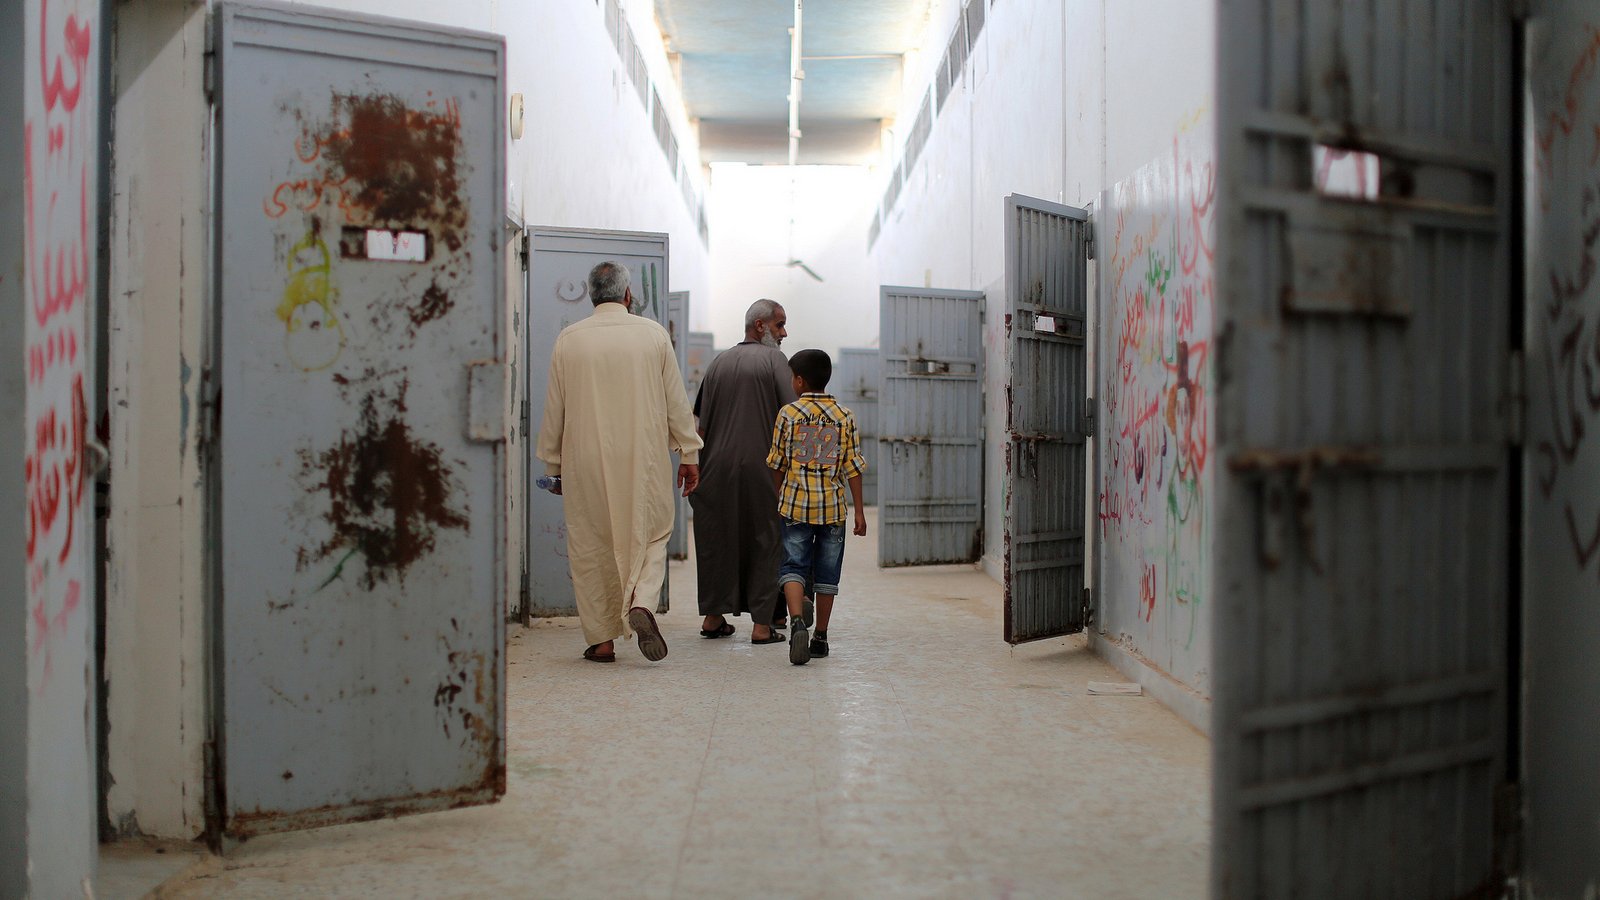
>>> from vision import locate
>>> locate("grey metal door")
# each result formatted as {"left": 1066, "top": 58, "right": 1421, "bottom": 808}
{"left": 213, "top": 2, "right": 505, "bottom": 838}
{"left": 685, "top": 331, "right": 715, "bottom": 404}
{"left": 525, "top": 228, "right": 670, "bottom": 615}
{"left": 878, "top": 288, "right": 984, "bottom": 567}
{"left": 666, "top": 291, "right": 689, "bottom": 562}
{"left": 1003, "top": 195, "right": 1090, "bottom": 644}
{"left": 833, "top": 348, "right": 880, "bottom": 506}
{"left": 1214, "top": 3, "right": 1514, "bottom": 896}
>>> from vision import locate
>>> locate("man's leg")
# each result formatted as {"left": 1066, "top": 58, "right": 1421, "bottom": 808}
{"left": 626, "top": 539, "right": 672, "bottom": 661}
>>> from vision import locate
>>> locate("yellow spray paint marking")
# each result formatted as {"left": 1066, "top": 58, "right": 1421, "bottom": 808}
{"left": 278, "top": 228, "right": 346, "bottom": 371}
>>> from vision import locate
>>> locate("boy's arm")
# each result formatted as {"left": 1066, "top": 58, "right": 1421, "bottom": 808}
{"left": 765, "top": 412, "right": 790, "bottom": 495}
{"left": 848, "top": 473, "right": 866, "bottom": 536}
{"left": 842, "top": 414, "right": 867, "bottom": 535}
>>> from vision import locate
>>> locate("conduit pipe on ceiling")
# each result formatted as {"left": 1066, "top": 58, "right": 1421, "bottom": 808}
{"left": 787, "top": 0, "right": 803, "bottom": 166}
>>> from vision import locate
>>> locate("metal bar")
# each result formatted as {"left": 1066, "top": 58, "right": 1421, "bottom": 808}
{"left": 879, "top": 437, "right": 983, "bottom": 446}
{"left": 1239, "top": 673, "right": 1499, "bottom": 733}
{"left": 1004, "top": 192, "right": 1091, "bottom": 221}
{"left": 1011, "top": 558, "right": 1084, "bottom": 573}
{"left": 1240, "top": 185, "right": 1498, "bottom": 231}
{"left": 1012, "top": 530, "right": 1086, "bottom": 545}
{"left": 1236, "top": 740, "right": 1496, "bottom": 811}
{"left": 1228, "top": 443, "right": 1503, "bottom": 474}
{"left": 1241, "top": 109, "right": 1500, "bottom": 171}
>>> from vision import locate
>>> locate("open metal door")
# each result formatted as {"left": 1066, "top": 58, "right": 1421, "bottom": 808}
{"left": 878, "top": 288, "right": 984, "bottom": 567}
{"left": 524, "top": 228, "right": 670, "bottom": 615}
{"left": 212, "top": 2, "right": 506, "bottom": 838}
{"left": 666, "top": 291, "right": 690, "bottom": 562}
{"left": 834, "top": 348, "right": 881, "bottom": 506}
{"left": 1002, "top": 195, "right": 1091, "bottom": 644}
{"left": 1213, "top": 2, "right": 1514, "bottom": 895}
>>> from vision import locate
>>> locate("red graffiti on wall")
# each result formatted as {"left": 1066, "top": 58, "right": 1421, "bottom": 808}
{"left": 1098, "top": 127, "right": 1214, "bottom": 645}
{"left": 1532, "top": 24, "right": 1600, "bottom": 583}
{"left": 24, "top": 0, "right": 97, "bottom": 687}
{"left": 1138, "top": 564, "right": 1157, "bottom": 623}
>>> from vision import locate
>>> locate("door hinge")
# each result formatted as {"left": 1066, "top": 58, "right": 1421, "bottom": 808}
{"left": 520, "top": 396, "right": 530, "bottom": 442}
{"left": 1082, "top": 397, "right": 1097, "bottom": 436}
{"left": 1082, "top": 587, "right": 1095, "bottom": 626}
{"left": 519, "top": 233, "right": 530, "bottom": 271}
{"left": 1084, "top": 220, "right": 1096, "bottom": 261}
{"left": 1494, "top": 781, "right": 1524, "bottom": 890}
{"left": 1506, "top": 348, "right": 1526, "bottom": 447}
{"left": 203, "top": 14, "right": 217, "bottom": 105}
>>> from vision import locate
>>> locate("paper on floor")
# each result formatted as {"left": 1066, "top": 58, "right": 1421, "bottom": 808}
{"left": 1087, "top": 681, "right": 1142, "bottom": 696}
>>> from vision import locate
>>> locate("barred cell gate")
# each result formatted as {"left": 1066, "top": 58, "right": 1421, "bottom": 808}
{"left": 878, "top": 288, "right": 984, "bottom": 567}
{"left": 1213, "top": 2, "right": 1516, "bottom": 895}
{"left": 833, "top": 348, "right": 881, "bottom": 506}
{"left": 1002, "top": 195, "right": 1092, "bottom": 644}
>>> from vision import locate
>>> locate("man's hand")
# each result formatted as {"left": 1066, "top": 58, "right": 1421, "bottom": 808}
{"left": 678, "top": 463, "right": 700, "bottom": 496}
{"left": 854, "top": 509, "right": 868, "bottom": 537}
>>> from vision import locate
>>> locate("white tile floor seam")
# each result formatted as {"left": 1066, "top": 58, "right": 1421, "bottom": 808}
{"left": 149, "top": 509, "right": 1210, "bottom": 899}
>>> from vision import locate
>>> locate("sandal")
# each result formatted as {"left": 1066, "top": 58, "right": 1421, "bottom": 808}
{"left": 626, "top": 607, "right": 669, "bottom": 661}
{"left": 583, "top": 644, "right": 616, "bottom": 663}
{"left": 700, "top": 622, "right": 736, "bottom": 639}
{"left": 750, "top": 632, "right": 785, "bottom": 645}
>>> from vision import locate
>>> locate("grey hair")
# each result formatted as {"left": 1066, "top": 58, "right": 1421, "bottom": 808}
{"left": 588, "top": 261, "right": 630, "bottom": 305}
{"left": 744, "top": 298, "right": 782, "bottom": 330}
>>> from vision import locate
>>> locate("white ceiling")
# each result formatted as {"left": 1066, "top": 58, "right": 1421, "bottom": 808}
{"left": 654, "top": 0, "right": 933, "bottom": 165}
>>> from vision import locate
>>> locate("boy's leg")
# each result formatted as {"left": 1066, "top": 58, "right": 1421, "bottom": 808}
{"left": 783, "top": 579, "right": 808, "bottom": 619}
{"left": 815, "top": 593, "right": 835, "bottom": 633}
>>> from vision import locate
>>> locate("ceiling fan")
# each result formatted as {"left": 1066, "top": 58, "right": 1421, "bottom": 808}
{"left": 784, "top": 258, "right": 824, "bottom": 281}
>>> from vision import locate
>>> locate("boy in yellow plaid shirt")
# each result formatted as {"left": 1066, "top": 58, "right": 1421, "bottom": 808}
{"left": 765, "top": 350, "right": 868, "bottom": 666}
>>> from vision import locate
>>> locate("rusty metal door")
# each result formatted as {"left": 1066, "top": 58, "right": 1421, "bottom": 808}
{"left": 1213, "top": 2, "right": 1515, "bottom": 895}
{"left": 212, "top": 2, "right": 505, "bottom": 838}
{"left": 879, "top": 288, "right": 984, "bottom": 567}
{"left": 524, "top": 228, "right": 671, "bottom": 615}
{"left": 1003, "top": 195, "right": 1090, "bottom": 643}
{"left": 667, "top": 290, "right": 689, "bottom": 562}
{"left": 834, "top": 348, "right": 880, "bottom": 506}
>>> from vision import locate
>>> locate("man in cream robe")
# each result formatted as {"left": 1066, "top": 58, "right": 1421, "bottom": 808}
{"left": 536, "top": 262, "right": 702, "bottom": 661}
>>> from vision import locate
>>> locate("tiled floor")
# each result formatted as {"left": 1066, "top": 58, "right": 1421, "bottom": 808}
{"left": 154, "top": 510, "right": 1210, "bottom": 898}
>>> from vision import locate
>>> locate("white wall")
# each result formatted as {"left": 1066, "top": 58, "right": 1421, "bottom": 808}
{"left": 105, "top": 0, "right": 712, "bottom": 840}
{"left": 14, "top": 0, "right": 102, "bottom": 893}
{"left": 708, "top": 164, "right": 880, "bottom": 355}
{"left": 1523, "top": 2, "right": 1600, "bottom": 892}
{"left": 870, "top": 0, "right": 1214, "bottom": 713}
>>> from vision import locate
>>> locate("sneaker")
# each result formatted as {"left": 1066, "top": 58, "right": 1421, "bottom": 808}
{"left": 808, "top": 634, "right": 829, "bottom": 658}
{"left": 788, "top": 616, "right": 810, "bottom": 666}
{"left": 801, "top": 596, "right": 815, "bottom": 629}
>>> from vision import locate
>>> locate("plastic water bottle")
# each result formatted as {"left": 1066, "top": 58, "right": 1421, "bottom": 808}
{"left": 536, "top": 475, "right": 561, "bottom": 492}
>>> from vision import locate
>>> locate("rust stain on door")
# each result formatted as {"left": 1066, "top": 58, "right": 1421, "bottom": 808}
{"left": 297, "top": 382, "right": 469, "bottom": 588}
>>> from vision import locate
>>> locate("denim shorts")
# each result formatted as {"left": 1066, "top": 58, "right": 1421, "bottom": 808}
{"left": 777, "top": 518, "right": 846, "bottom": 596}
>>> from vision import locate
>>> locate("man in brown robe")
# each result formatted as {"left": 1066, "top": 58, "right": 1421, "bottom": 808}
{"left": 689, "top": 299, "right": 797, "bottom": 644}
{"left": 536, "top": 262, "right": 702, "bottom": 663}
